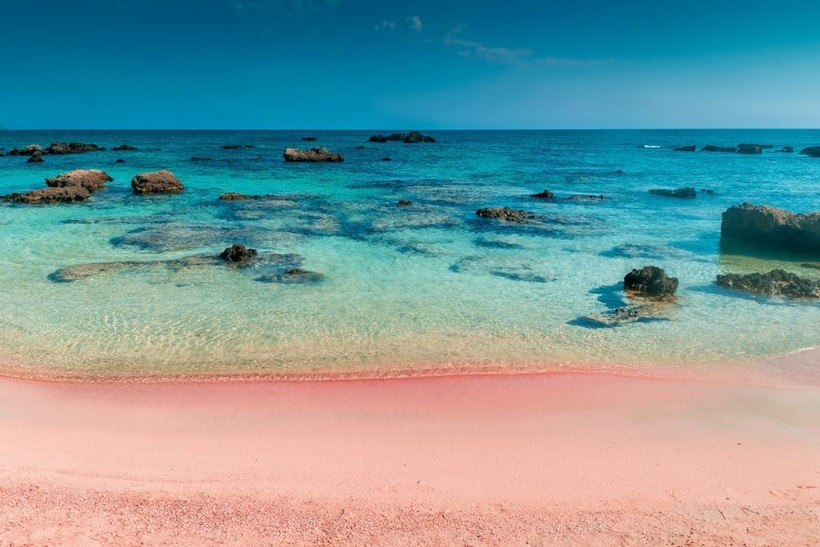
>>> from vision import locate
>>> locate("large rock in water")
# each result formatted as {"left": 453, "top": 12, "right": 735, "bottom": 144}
{"left": 283, "top": 147, "right": 344, "bottom": 162}
{"left": 8, "top": 144, "right": 43, "bottom": 156}
{"left": 475, "top": 207, "right": 539, "bottom": 223}
{"left": 131, "top": 170, "right": 184, "bottom": 194}
{"left": 3, "top": 186, "right": 90, "bottom": 204}
{"left": 368, "top": 131, "right": 436, "bottom": 143}
{"left": 27, "top": 151, "right": 44, "bottom": 163}
{"left": 799, "top": 146, "right": 820, "bottom": 157}
{"left": 702, "top": 144, "right": 737, "bottom": 152}
{"left": 623, "top": 266, "right": 678, "bottom": 298}
{"left": 45, "top": 169, "right": 113, "bottom": 192}
{"left": 737, "top": 144, "right": 763, "bottom": 154}
{"left": 721, "top": 202, "right": 820, "bottom": 253}
{"left": 716, "top": 270, "right": 820, "bottom": 298}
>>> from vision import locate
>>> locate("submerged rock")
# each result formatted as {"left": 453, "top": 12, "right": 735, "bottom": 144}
{"left": 799, "top": 146, "right": 820, "bottom": 157}
{"left": 701, "top": 145, "right": 737, "bottom": 153}
{"left": 673, "top": 145, "right": 696, "bottom": 152}
{"left": 531, "top": 189, "right": 555, "bottom": 199}
{"left": 580, "top": 305, "right": 660, "bottom": 327}
{"left": 301, "top": 136, "right": 317, "bottom": 141}
{"left": 131, "top": 170, "right": 184, "bottom": 194}
{"left": 45, "top": 142, "right": 105, "bottom": 154}
{"left": 218, "top": 192, "right": 282, "bottom": 201}
{"left": 190, "top": 156, "right": 213, "bottom": 162}
{"left": 257, "top": 268, "right": 324, "bottom": 284}
{"left": 283, "top": 147, "right": 344, "bottom": 162}
{"left": 221, "top": 144, "right": 255, "bottom": 150}
{"left": 397, "top": 199, "right": 413, "bottom": 206}
{"left": 649, "top": 187, "right": 696, "bottom": 198}
{"left": 112, "top": 144, "right": 138, "bottom": 151}
{"left": 716, "top": 270, "right": 820, "bottom": 298}
{"left": 475, "top": 207, "right": 539, "bottom": 223}
{"left": 219, "top": 243, "right": 258, "bottom": 264}
{"left": 737, "top": 144, "right": 763, "bottom": 155}
{"left": 780, "top": 146, "right": 794, "bottom": 153}
{"left": 623, "top": 266, "right": 678, "bottom": 298}
{"left": 3, "top": 186, "right": 90, "bottom": 204}
{"left": 721, "top": 202, "right": 820, "bottom": 253}
{"left": 565, "top": 194, "right": 606, "bottom": 201}
{"left": 45, "top": 169, "right": 113, "bottom": 192}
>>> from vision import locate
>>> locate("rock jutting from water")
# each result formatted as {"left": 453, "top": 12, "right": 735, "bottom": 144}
{"left": 701, "top": 145, "right": 737, "bottom": 153}
{"left": 623, "top": 266, "right": 678, "bottom": 299}
{"left": 8, "top": 144, "right": 43, "bottom": 156}
{"left": 112, "top": 144, "right": 138, "bottom": 151}
{"left": 716, "top": 270, "right": 820, "bottom": 298}
{"left": 721, "top": 202, "right": 820, "bottom": 253}
{"left": 475, "top": 207, "right": 540, "bottom": 223}
{"left": 799, "top": 146, "right": 820, "bottom": 157}
{"left": 368, "top": 131, "right": 436, "bottom": 143}
{"left": 301, "top": 136, "right": 317, "bottom": 141}
{"left": 673, "top": 145, "right": 696, "bottom": 152}
{"left": 2, "top": 186, "right": 90, "bottom": 204}
{"left": 27, "top": 151, "right": 44, "bottom": 163}
{"left": 649, "top": 187, "right": 697, "bottom": 198}
{"left": 220, "top": 243, "right": 258, "bottom": 264}
{"left": 131, "top": 170, "right": 184, "bottom": 194}
{"left": 283, "top": 147, "right": 344, "bottom": 162}
{"left": 45, "top": 169, "right": 113, "bottom": 192}
{"left": 531, "top": 189, "right": 555, "bottom": 199}
{"left": 736, "top": 144, "right": 763, "bottom": 155}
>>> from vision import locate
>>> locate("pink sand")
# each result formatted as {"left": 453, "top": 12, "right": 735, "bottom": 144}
{"left": 1, "top": 359, "right": 820, "bottom": 544}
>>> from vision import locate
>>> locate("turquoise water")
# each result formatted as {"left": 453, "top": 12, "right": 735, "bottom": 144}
{"left": 1, "top": 130, "right": 819, "bottom": 376}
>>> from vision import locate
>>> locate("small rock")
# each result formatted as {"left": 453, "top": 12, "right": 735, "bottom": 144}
{"left": 673, "top": 145, "right": 697, "bottom": 152}
{"left": 112, "top": 144, "right": 138, "bottom": 151}
{"left": 219, "top": 243, "right": 258, "bottom": 264}
{"left": 623, "top": 266, "right": 678, "bottom": 298}
{"left": 301, "top": 136, "right": 317, "bottom": 141}
{"left": 397, "top": 199, "right": 413, "bottom": 206}
{"left": 27, "top": 151, "right": 44, "bottom": 163}
{"left": 649, "top": 187, "right": 697, "bottom": 198}
{"left": 131, "top": 170, "right": 184, "bottom": 194}
{"left": 283, "top": 147, "right": 344, "bottom": 162}
{"left": 46, "top": 169, "right": 113, "bottom": 192}
{"left": 701, "top": 145, "right": 737, "bottom": 152}
{"left": 3, "top": 186, "right": 90, "bottom": 204}
{"left": 476, "top": 207, "right": 539, "bottom": 223}
{"left": 716, "top": 270, "right": 820, "bottom": 298}
{"left": 531, "top": 189, "right": 555, "bottom": 200}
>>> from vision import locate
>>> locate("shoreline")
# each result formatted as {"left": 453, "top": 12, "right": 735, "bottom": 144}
{"left": 2, "top": 355, "right": 820, "bottom": 544}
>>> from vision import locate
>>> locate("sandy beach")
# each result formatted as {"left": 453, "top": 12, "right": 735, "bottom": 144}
{"left": 2, "top": 353, "right": 819, "bottom": 545}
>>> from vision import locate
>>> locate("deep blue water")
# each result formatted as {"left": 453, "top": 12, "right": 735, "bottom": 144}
{"left": 1, "top": 129, "right": 818, "bottom": 376}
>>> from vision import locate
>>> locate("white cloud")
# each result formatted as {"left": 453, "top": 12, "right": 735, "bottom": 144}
{"left": 408, "top": 15, "right": 423, "bottom": 32}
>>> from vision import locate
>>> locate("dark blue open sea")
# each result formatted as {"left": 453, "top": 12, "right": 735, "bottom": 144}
{"left": 1, "top": 129, "right": 818, "bottom": 377}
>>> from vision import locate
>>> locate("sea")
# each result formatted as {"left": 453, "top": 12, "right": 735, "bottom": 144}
{"left": 1, "top": 129, "right": 818, "bottom": 378}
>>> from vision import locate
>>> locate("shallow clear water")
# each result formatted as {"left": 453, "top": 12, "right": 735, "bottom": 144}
{"left": 1, "top": 130, "right": 818, "bottom": 376}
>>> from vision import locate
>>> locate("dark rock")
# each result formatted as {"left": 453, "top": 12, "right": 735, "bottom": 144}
{"left": 221, "top": 144, "right": 255, "bottom": 150}
{"left": 219, "top": 243, "right": 258, "bottom": 264}
{"left": 3, "top": 186, "right": 90, "bottom": 204}
{"left": 45, "top": 142, "right": 105, "bottom": 154}
{"left": 27, "top": 151, "right": 44, "bottom": 163}
{"left": 565, "top": 194, "right": 606, "bottom": 201}
{"left": 475, "top": 207, "right": 539, "bottom": 223}
{"left": 580, "top": 305, "right": 659, "bottom": 327}
{"left": 283, "top": 147, "right": 344, "bottom": 162}
{"left": 112, "top": 144, "right": 138, "bottom": 151}
{"left": 531, "top": 189, "right": 555, "bottom": 200}
{"left": 615, "top": 169, "right": 624, "bottom": 174}
{"left": 131, "top": 170, "right": 184, "bottom": 194}
{"left": 257, "top": 268, "right": 324, "bottom": 284}
{"left": 116, "top": 159, "right": 125, "bottom": 163}
{"left": 802, "top": 263, "right": 820, "bottom": 271}
{"left": 355, "top": 145, "right": 366, "bottom": 150}
{"left": 368, "top": 131, "right": 436, "bottom": 144}
{"left": 673, "top": 145, "right": 697, "bottom": 152}
{"left": 8, "top": 144, "right": 43, "bottom": 156}
{"left": 700, "top": 188, "right": 715, "bottom": 195}
{"left": 190, "top": 156, "right": 212, "bottom": 162}
{"left": 45, "top": 169, "right": 113, "bottom": 192}
{"left": 381, "top": 157, "right": 392, "bottom": 161}
{"left": 721, "top": 202, "right": 820, "bottom": 253}
{"left": 649, "top": 187, "right": 697, "bottom": 198}
{"left": 780, "top": 146, "right": 794, "bottom": 153}
{"left": 716, "top": 270, "right": 820, "bottom": 298}
{"left": 623, "top": 266, "right": 678, "bottom": 298}
{"left": 737, "top": 144, "right": 763, "bottom": 155}
{"left": 799, "top": 146, "right": 820, "bottom": 157}
{"left": 701, "top": 145, "right": 737, "bottom": 152}
{"left": 301, "top": 136, "right": 317, "bottom": 141}
{"left": 397, "top": 199, "right": 413, "bottom": 206}
{"left": 218, "top": 192, "right": 282, "bottom": 201}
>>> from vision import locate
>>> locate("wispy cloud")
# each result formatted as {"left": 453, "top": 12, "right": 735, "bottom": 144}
{"left": 374, "top": 20, "right": 397, "bottom": 31}
{"left": 232, "top": 0, "right": 339, "bottom": 15}
{"left": 443, "top": 26, "right": 609, "bottom": 67}
{"left": 408, "top": 15, "right": 423, "bottom": 33}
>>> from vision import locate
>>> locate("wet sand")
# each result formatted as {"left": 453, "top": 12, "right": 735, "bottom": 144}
{"left": 1, "top": 357, "right": 820, "bottom": 545}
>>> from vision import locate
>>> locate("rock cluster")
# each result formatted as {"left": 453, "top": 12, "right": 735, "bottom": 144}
{"left": 475, "top": 207, "right": 539, "bottom": 223}
{"left": 46, "top": 169, "right": 113, "bottom": 192}
{"left": 368, "top": 131, "right": 436, "bottom": 143}
{"left": 716, "top": 270, "right": 820, "bottom": 298}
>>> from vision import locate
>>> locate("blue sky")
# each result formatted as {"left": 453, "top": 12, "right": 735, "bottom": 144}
{"left": 2, "top": 0, "right": 820, "bottom": 129}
